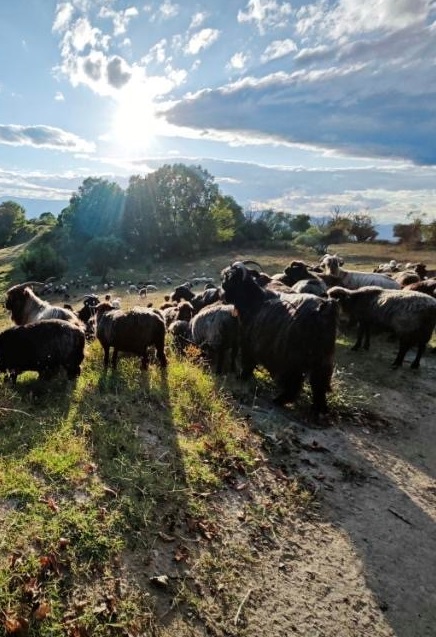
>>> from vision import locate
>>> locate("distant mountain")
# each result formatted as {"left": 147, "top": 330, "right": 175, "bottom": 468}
{"left": 0, "top": 197, "right": 69, "bottom": 219}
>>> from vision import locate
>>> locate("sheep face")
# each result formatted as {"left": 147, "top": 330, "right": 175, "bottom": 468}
{"left": 5, "top": 287, "right": 34, "bottom": 325}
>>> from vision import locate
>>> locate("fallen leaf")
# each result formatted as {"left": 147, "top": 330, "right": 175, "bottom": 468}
{"left": 33, "top": 602, "right": 50, "bottom": 620}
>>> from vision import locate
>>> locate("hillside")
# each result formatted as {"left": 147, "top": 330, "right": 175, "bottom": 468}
{"left": 0, "top": 242, "right": 435, "bottom": 637}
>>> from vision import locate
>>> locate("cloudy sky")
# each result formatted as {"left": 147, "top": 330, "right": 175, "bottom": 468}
{"left": 0, "top": 0, "right": 435, "bottom": 227}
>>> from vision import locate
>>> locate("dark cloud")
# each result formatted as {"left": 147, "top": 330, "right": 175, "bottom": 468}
{"left": 0, "top": 125, "right": 94, "bottom": 152}
{"left": 106, "top": 55, "right": 131, "bottom": 89}
{"left": 83, "top": 57, "right": 102, "bottom": 81}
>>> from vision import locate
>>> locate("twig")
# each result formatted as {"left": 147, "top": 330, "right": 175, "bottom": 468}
{"left": 234, "top": 588, "right": 253, "bottom": 626}
{"left": 0, "top": 407, "right": 32, "bottom": 417}
{"left": 388, "top": 507, "right": 412, "bottom": 526}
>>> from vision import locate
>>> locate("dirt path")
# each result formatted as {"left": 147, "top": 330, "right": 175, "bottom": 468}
{"left": 241, "top": 357, "right": 436, "bottom": 637}
{"left": 130, "top": 346, "right": 436, "bottom": 637}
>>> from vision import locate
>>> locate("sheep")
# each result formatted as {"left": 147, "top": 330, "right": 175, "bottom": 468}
{"left": 321, "top": 255, "right": 401, "bottom": 290}
{"left": 189, "top": 303, "right": 240, "bottom": 374}
{"left": 220, "top": 262, "right": 338, "bottom": 413}
{"left": 95, "top": 304, "right": 167, "bottom": 370}
{"left": 5, "top": 282, "right": 83, "bottom": 328}
{"left": 403, "top": 278, "right": 436, "bottom": 297}
{"left": 270, "top": 261, "right": 330, "bottom": 296}
{"left": 168, "top": 319, "right": 191, "bottom": 355}
{"left": 161, "top": 300, "right": 194, "bottom": 328}
{"left": 392, "top": 270, "right": 421, "bottom": 287}
{"left": 77, "top": 294, "right": 100, "bottom": 324}
{"left": 0, "top": 319, "right": 85, "bottom": 384}
{"left": 170, "top": 284, "right": 220, "bottom": 314}
{"left": 327, "top": 286, "right": 436, "bottom": 369}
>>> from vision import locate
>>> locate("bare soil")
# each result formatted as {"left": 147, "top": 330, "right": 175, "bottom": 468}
{"left": 131, "top": 338, "right": 436, "bottom": 637}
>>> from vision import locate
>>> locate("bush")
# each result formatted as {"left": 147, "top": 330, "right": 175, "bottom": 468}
{"left": 18, "top": 244, "right": 67, "bottom": 280}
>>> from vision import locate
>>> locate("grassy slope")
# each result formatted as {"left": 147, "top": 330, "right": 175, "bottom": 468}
{"left": 0, "top": 240, "right": 435, "bottom": 636}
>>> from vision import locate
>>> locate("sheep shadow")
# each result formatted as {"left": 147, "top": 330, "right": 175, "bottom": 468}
{"left": 74, "top": 358, "right": 200, "bottom": 625}
{"left": 0, "top": 372, "right": 80, "bottom": 458}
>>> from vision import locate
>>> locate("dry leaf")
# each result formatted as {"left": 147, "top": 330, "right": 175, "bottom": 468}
{"left": 33, "top": 602, "right": 50, "bottom": 621}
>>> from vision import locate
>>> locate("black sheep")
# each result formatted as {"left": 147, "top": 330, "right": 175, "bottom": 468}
{"left": 221, "top": 262, "right": 338, "bottom": 413}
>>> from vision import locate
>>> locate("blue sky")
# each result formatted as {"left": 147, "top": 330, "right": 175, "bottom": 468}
{"left": 0, "top": 0, "right": 435, "bottom": 225}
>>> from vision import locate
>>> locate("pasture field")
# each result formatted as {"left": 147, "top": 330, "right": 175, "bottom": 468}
{"left": 0, "top": 242, "right": 435, "bottom": 637}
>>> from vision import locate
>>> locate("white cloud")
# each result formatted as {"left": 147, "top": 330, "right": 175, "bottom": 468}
{"left": 261, "top": 38, "right": 297, "bottom": 63}
{"left": 185, "top": 28, "right": 220, "bottom": 55}
{"left": 142, "top": 39, "right": 167, "bottom": 65}
{"left": 227, "top": 52, "right": 249, "bottom": 71}
{"left": 69, "top": 17, "right": 100, "bottom": 51}
{"left": 54, "top": 91, "right": 65, "bottom": 101}
{"left": 159, "top": 0, "right": 179, "bottom": 20}
{"left": 238, "top": 0, "right": 293, "bottom": 34}
{"left": 52, "top": 2, "right": 75, "bottom": 33}
{"left": 190, "top": 12, "right": 206, "bottom": 29}
{"left": 297, "top": 0, "right": 431, "bottom": 40}
{"left": 98, "top": 6, "right": 139, "bottom": 36}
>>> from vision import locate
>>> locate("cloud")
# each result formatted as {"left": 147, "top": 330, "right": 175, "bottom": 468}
{"left": 190, "top": 12, "right": 207, "bottom": 29}
{"left": 0, "top": 125, "right": 95, "bottom": 153}
{"left": 238, "top": 0, "right": 293, "bottom": 34}
{"left": 159, "top": 0, "right": 179, "bottom": 20}
{"left": 261, "top": 38, "right": 297, "bottom": 63}
{"left": 52, "top": 2, "right": 75, "bottom": 33}
{"left": 185, "top": 28, "right": 220, "bottom": 55}
{"left": 164, "top": 16, "right": 436, "bottom": 166}
{"left": 296, "top": 0, "right": 431, "bottom": 40}
{"left": 107, "top": 56, "right": 132, "bottom": 88}
{"left": 227, "top": 52, "right": 250, "bottom": 71}
{"left": 98, "top": 6, "right": 139, "bottom": 36}
{"left": 54, "top": 91, "right": 65, "bottom": 101}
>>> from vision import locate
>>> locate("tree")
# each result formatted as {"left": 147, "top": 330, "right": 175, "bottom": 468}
{"left": 86, "top": 235, "right": 126, "bottom": 281}
{"left": 0, "top": 200, "right": 26, "bottom": 247}
{"left": 19, "top": 243, "right": 67, "bottom": 280}
{"left": 393, "top": 213, "right": 423, "bottom": 246}
{"left": 122, "top": 174, "right": 161, "bottom": 257}
{"left": 69, "top": 177, "right": 125, "bottom": 241}
{"left": 293, "top": 226, "right": 332, "bottom": 255}
{"left": 348, "top": 213, "right": 378, "bottom": 242}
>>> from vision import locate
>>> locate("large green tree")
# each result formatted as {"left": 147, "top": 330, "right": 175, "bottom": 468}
{"left": 68, "top": 177, "right": 125, "bottom": 241}
{"left": 0, "top": 200, "right": 26, "bottom": 247}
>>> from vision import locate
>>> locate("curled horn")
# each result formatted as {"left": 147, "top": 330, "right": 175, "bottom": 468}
{"left": 242, "top": 259, "right": 263, "bottom": 271}
{"left": 6, "top": 281, "right": 45, "bottom": 293}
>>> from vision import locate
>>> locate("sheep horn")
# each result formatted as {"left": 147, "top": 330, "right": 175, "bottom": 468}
{"left": 242, "top": 260, "right": 263, "bottom": 271}
{"left": 6, "top": 281, "right": 45, "bottom": 293}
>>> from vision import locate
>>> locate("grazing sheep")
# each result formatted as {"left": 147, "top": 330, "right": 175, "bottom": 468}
{"left": 271, "top": 261, "right": 329, "bottom": 296}
{"left": 392, "top": 271, "right": 421, "bottom": 287}
{"left": 161, "top": 300, "right": 194, "bottom": 328}
{"left": 77, "top": 294, "right": 100, "bottom": 324}
{"left": 321, "top": 255, "right": 401, "bottom": 290}
{"left": 327, "top": 286, "right": 436, "bottom": 368}
{"left": 5, "top": 282, "right": 83, "bottom": 327}
{"left": 95, "top": 304, "right": 167, "bottom": 370}
{"left": 168, "top": 319, "right": 191, "bottom": 355}
{"left": 190, "top": 303, "right": 240, "bottom": 374}
{"left": 0, "top": 319, "right": 85, "bottom": 384}
{"left": 221, "top": 262, "right": 338, "bottom": 413}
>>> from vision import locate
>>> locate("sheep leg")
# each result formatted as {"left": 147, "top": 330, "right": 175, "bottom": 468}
{"left": 392, "top": 338, "right": 410, "bottom": 368}
{"left": 273, "top": 371, "right": 304, "bottom": 406}
{"left": 239, "top": 341, "right": 256, "bottom": 380}
{"left": 141, "top": 350, "right": 149, "bottom": 370}
{"left": 111, "top": 348, "right": 119, "bottom": 370}
{"left": 155, "top": 341, "right": 168, "bottom": 368}
{"left": 309, "top": 366, "right": 333, "bottom": 414}
{"left": 103, "top": 346, "right": 110, "bottom": 369}
{"left": 411, "top": 340, "right": 426, "bottom": 369}
{"left": 215, "top": 348, "right": 225, "bottom": 375}
{"left": 351, "top": 323, "right": 370, "bottom": 351}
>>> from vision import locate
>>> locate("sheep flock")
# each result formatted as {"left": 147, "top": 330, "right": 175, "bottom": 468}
{"left": 1, "top": 252, "right": 436, "bottom": 414}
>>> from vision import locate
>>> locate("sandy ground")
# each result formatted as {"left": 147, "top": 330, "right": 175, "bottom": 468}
{"left": 136, "top": 340, "right": 436, "bottom": 637}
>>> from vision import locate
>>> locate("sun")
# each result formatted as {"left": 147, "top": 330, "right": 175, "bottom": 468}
{"left": 111, "top": 85, "right": 160, "bottom": 152}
